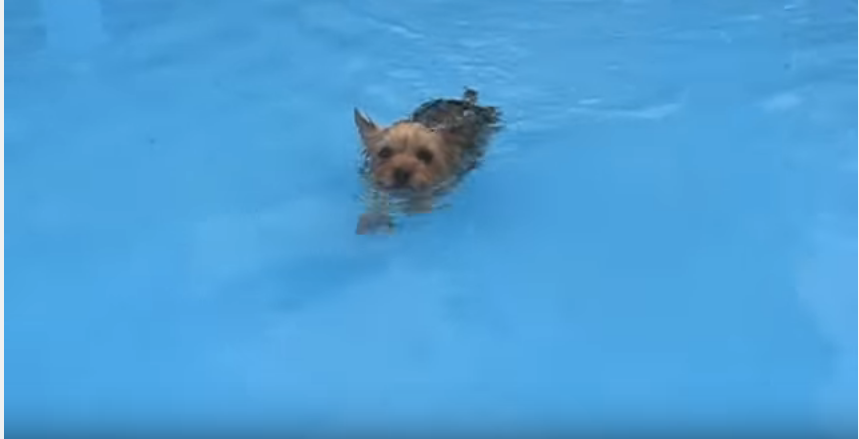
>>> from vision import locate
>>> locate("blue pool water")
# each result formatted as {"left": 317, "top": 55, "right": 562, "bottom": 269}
{"left": 5, "top": 0, "right": 856, "bottom": 433}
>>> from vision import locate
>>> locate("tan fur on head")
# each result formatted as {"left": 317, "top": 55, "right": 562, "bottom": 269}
{"left": 355, "top": 109, "right": 459, "bottom": 192}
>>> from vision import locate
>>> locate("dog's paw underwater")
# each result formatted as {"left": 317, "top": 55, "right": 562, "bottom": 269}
{"left": 354, "top": 88, "right": 502, "bottom": 235}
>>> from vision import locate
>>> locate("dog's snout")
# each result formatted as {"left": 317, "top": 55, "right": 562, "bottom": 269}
{"left": 393, "top": 168, "right": 412, "bottom": 186}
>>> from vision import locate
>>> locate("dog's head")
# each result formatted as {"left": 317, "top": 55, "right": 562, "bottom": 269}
{"left": 354, "top": 109, "right": 457, "bottom": 192}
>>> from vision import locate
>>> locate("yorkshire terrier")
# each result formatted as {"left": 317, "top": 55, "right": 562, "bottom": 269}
{"left": 354, "top": 88, "right": 501, "bottom": 234}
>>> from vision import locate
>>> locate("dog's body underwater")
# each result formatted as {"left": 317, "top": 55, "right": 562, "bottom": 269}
{"left": 354, "top": 88, "right": 501, "bottom": 234}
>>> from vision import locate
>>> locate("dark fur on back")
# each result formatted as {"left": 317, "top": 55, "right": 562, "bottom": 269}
{"left": 409, "top": 88, "right": 502, "bottom": 174}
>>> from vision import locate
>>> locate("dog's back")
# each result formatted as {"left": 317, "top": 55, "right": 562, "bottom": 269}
{"left": 409, "top": 89, "right": 501, "bottom": 172}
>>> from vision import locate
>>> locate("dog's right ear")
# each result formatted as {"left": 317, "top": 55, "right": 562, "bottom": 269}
{"left": 354, "top": 108, "right": 380, "bottom": 142}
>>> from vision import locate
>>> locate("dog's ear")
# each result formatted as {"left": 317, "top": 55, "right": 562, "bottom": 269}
{"left": 354, "top": 108, "right": 380, "bottom": 142}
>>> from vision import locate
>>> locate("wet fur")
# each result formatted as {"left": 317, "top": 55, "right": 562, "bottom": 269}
{"left": 354, "top": 88, "right": 501, "bottom": 234}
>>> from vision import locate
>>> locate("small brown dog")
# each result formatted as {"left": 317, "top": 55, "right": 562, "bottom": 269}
{"left": 354, "top": 88, "right": 501, "bottom": 234}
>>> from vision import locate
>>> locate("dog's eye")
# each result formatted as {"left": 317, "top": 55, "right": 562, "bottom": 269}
{"left": 416, "top": 148, "right": 434, "bottom": 164}
{"left": 377, "top": 146, "right": 392, "bottom": 159}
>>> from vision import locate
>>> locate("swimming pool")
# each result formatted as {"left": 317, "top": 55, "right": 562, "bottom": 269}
{"left": 5, "top": 0, "right": 856, "bottom": 433}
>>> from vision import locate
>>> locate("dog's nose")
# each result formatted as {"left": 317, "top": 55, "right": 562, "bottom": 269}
{"left": 393, "top": 168, "right": 412, "bottom": 186}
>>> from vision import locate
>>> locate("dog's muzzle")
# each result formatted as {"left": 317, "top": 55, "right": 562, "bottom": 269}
{"left": 392, "top": 168, "right": 412, "bottom": 187}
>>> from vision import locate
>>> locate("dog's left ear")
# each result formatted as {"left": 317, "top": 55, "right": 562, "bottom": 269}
{"left": 354, "top": 108, "right": 380, "bottom": 143}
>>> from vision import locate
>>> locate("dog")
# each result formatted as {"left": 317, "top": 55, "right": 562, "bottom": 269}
{"left": 354, "top": 88, "right": 501, "bottom": 234}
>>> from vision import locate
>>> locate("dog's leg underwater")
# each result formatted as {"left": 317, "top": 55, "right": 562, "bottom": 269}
{"left": 405, "top": 194, "right": 434, "bottom": 215}
{"left": 356, "top": 191, "right": 395, "bottom": 235}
